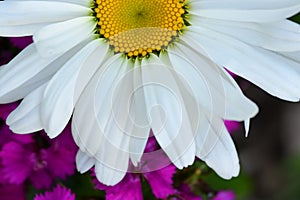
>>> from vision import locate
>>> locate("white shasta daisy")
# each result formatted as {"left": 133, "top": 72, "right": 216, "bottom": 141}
{"left": 0, "top": 0, "right": 300, "bottom": 185}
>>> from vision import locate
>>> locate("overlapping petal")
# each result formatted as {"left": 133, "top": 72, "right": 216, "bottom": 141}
{"left": 41, "top": 39, "right": 108, "bottom": 138}
{"left": 141, "top": 55, "right": 197, "bottom": 169}
{"left": 184, "top": 26, "right": 300, "bottom": 101}
{"left": 0, "top": 1, "right": 91, "bottom": 36}
{"left": 33, "top": 16, "right": 96, "bottom": 57}
{"left": 0, "top": 44, "right": 57, "bottom": 103}
{"left": 167, "top": 42, "right": 258, "bottom": 121}
{"left": 6, "top": 83, "right": 46, "bottom": 133}
{"left": 72, "top": 55, "right": 133, "bottom": 185}
{"left": 0, "top": 38, "right": 92, "bottom": 103}
{"left": 190, "top": 0, "right": 300, "bottom": 22}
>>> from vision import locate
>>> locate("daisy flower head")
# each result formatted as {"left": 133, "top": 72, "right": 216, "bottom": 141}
{"left": 1, "top": 0, "right": 300, "bottom": 186}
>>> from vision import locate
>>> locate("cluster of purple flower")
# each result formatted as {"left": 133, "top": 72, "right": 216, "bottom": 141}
{"left": 0, "top": 103, "right": 78, "bottom": 199}
{"left": 34, "top": 185, "right": 75, "bottom": 200}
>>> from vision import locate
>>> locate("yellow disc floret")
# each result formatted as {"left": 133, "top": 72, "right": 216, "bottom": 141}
{"left": 94, "top": 0, "right": 187, "bottom": 57}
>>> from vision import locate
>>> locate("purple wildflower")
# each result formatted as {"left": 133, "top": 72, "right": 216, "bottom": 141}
{"left": 41, "top": 125, "right": 78, "bottom": 179}
{"left": 0, "top": 184, "right": 26, "bottom": 200}
{"left": 8, "top": 37, "right": 32, "bottom": 49}
{"left": 212, "top": 190, "right": 236, "bottom": 200}
{"left": 0, "top": 104, "right": 33, "bottom": 147}
{"left": 95, "top": 173, "right": 143, "bottom": 200}
{"left": 93, "top": 164, "right": 176, "bottom": 200}
{"left": 0, "top": 141, "right": 34, "bottom": 185}
{"left": 143, "top": 163, "right": 177, "bottom": 198}
{"left": 0, "top": 119, "right": 33, "bottom": 184}
{"left": 224, "top": 120, "right": 241, "bottom": 133}
{"left": 0, "top": 103, "right": 17, "bottom": 120}
{"left": 34, "top": 185, "right": 75, "bottom": 200}
{"left": 0, "top": 125, "right": 77, "bottom": 189}
{"left": 0, "top": 123, "right": 33, "bottom": 147}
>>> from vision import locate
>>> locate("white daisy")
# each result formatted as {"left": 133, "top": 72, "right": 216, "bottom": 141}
{"left": 0, "top": 0, "right": 299, "bottom": 186}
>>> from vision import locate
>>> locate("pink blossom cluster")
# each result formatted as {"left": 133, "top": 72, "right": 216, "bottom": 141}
{"left": 0, "top": 103, "right": 77, "bottom": 199}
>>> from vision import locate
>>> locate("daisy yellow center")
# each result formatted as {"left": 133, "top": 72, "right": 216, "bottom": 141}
{"left": 94, "top": 0, "right": 186, "bottom": 57}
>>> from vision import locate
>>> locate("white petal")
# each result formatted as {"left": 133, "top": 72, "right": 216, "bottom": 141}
{"left": 190, "top": 0, "right": 300, "bottom": 22}
{"left": 122, "top": 60, "right": 150, "bottom": 166}
{"left": 141, "top": 55, "right": 196, "bottom": 169}
{"left": 71, "top": 55, "right": 124, "bottom": 157}
{"left": 129, "top": 115, "right": 150, "bottom": 164}
{"left": 76, "top": 150, "right": 95, "bottom": 173}
{"left": 0, "top": 44, "right": 58, "bottom": 103}
{"left": 5, "top": 0, "right": 91, "bottom": 7}
{"left": 94, "top": 159, "right": 127, "bottom": 186}
{"left": 6, "top": 83, "right": 47, "bottom": 133}
{"left": 281, "top": 50, "right": 300, "bottom": 63}
{"left": 72, "top": 55, "right": 132, "bottom": 185}
{"left": 0, "top": 23, "right": 50, "bottom": 37}
{"left": 244, "top": 119, "right": 250, "bottom": 137}
{"left": 92, "top": 57, "right": 150, "bottom": 159}
{"left": 187, "top": 26, "right": 300, "bottom": 101}
{"left": 7, "top": 106, "right": 43, "bottom": 133}
{"left": 41, "top": 39, "right": 108, "bottom": 138}
{"left": 168, "top": 42, "right": 258, "bottom": 121}
{"left": 192, "top": 18, "right": 300, "bottom": 52}
{"left": 0, "top": 38, "right": 92, "bottom": 103}
{"left": 33, "top": 16, "right": 96, "bottom": 57}
{"left": 196, "top": 115, "right": 239, "bottom": 179}
{"left": 0, "top": 1, "right": 91, "bottom": 36}
{"left": 0, "top": 1, "right": 90, "bottom": 25}
{"left": 0, "top": 76, "right": 48, "bottom": 104}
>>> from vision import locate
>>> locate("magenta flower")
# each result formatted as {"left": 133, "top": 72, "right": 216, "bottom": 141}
{"left": 8, "top": 37, "right": 32, "bottom": 49}
{"left": 34, "top": 185, "right": 75, "bottom": 200}
{"left": 41, "top": 125, "right": 78, "bottom": 180}
{"left": 0, "top": 123, "right": 33, "bottom": 148}
{"left": 212, "top": 190, "right": 235, "bottom": 200}
{"left": 94, "top": 173, "right": 143, "bottom": 200}
{"left": 0, "top": 103, "right": 17, "bottom": 121}
{"left": 93, "top": 137, "right": 176, "bottom": 199}
{"left": 0, "top": 118, "right": 33, "bottom": 184}
{"left": 172, "top": 184, "right": 202, "bottom": 200}
{"left": 0, "top": 184, "right": 25, "bottom": 200}
{"left": 0, "top": 141, "right": 34, "bottom": 185}
{"left": 0, "top": 126, "right": 77, "bottom": 189}
{"left": 93, "top": 164, "right": 176, "bottom": 200}
{"left": 0, "top": 105, "right": 33, "bottom": 147}
{"left": 224, "top": 120, "right": 241, "bottom": 133}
